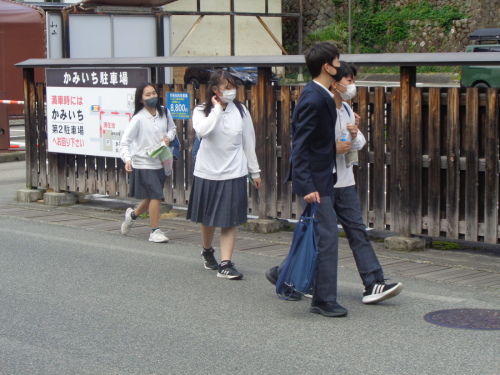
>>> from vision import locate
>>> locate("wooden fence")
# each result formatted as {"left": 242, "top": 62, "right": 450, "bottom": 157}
{"left": 26, "top": 81, "right": 500, "bottom": 244}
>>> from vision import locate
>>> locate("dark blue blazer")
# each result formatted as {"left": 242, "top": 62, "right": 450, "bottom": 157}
{"left": 285, "top": 81, "right": 338, "bottom": 197}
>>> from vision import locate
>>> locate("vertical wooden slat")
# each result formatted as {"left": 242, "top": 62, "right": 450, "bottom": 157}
{"left": 243, "top": 85, "right": 258, "bottom": 215}
{"left": 76, "top": 155, "right": 86, "bottom": 192}
{"left": 23, "top": 68, "right": 37, "bottom": 188}
{"left": 47, "top": 153, "right": 58, "bottom": 191}
{"left": 372, "top": 87, "right": 386, "bottom": 230}
{"left": 36, "top": 83, "right": 47, "bottom": 189}
{"left": 116, "top": 158, "right": 127, "bottom": 197}
{"left": 86, "top": 156, "right": 96, "bottom": 194}
{"left": 392, "top": 66, "right": 415, "bottom": 235}
{"left": 253, "top": 67, "right": 273, "bottom": 219}
{"left": 56, "top": 154, "right": 67, "bottom": 192}
{"left": 105, "top": 157, "right": 117, "bottom": 196}
{"left": 388, "top": 87, "right": 400, "bottom": 230}
{"left": 464, "top": 88, "right": 479, "bottom": 240}
{"left": 385, "top": 88, "right": 393, "bottom": 226}
{"left": 446, "top": 88, "right": 460, "bottom": 240}
{"left": 427, "top": 87, "right": 441, "bottom": 236}
{"left": 409, "top": 87, "right": 423, "bottom": 234}
{"left": 483, "top": 88, "right": 499, "bottom": 243}
{"left": 96, "top": 157, "right": 106, "bottom": 194}
{"left": 265, "top": 81, "right": 277, "bottom": 218}
{"left": 292, "top": 86, "right": 304, "bottom": 219}
{"left": 66, "top": 154, "right": 76, "bottom": 192}
{"left": 279, "top": 85, "right": 292, "bottom": 218}
{"left": 250, "top": 84, "right": 261, "bottom": 216}
{"left": 355, "top": 86, "right": 369, "bottom": 226}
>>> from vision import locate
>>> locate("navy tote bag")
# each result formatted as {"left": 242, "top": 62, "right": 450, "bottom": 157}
{"left": 276, "top": 203, "right": 319, "bottom": 299}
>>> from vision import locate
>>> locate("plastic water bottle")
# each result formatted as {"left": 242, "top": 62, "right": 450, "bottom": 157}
{"left": 340, "top": 129, "right": 350, "bottom": 141}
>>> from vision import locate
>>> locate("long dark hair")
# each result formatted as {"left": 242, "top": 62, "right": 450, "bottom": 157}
{"left": 133, "top": 82, "right": 165, "bottom": 117}
{"left": 202, "top": 70, "right": 245, "bottom": 118}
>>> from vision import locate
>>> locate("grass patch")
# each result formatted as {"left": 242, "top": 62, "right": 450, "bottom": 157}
{"left": 431, "top": 241, "right": 464, "bottom": 250}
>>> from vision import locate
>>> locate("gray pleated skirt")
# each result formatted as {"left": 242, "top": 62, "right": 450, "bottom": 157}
{"left": 128, "top": 168, "right": 166, "bottom": 200}
{"left": 187, "top": 176, "right": 248, "bottom": 227}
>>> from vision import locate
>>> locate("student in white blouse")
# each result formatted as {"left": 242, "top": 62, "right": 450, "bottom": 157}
{"left": 187, "top": 70, "right": 262, "bottom": 280}
{"left": 120, "top": 83, "right": 176, "bottom": 243}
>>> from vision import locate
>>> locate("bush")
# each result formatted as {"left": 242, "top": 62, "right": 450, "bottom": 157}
{"left": 307, "top": 0, "right": 467, "bottom": 54}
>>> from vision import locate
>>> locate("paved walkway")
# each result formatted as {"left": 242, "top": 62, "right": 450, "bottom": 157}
{"left": 1, "top": 195, "right": 499, "bottom": 290}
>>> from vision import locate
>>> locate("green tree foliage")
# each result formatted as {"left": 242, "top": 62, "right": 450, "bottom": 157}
{"left": 308, "top": 0, "right": 466, "bottom": 53}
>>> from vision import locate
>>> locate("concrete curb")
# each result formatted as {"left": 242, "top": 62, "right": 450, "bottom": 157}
{"left": 0, "top": 151, "right": 25, "bottom": 163}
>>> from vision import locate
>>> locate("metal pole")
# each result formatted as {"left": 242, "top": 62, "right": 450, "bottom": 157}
{"left": 297, "top": 0, "right": 303, "bottom": 81}
{"left": 348, "top": 0, "right": 352, "bottom": 54}
{"left": 230, "top": 0, "right": 235, "bottom": 55}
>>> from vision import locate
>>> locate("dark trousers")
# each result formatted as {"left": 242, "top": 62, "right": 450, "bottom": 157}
{"left": 334, "top": 185, "right": 384, "bottom": 288}
{"left": 311, "top": 195, "right": 339, "bottom": 303}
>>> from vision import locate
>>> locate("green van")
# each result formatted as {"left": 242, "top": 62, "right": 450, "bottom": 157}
{"left": 460, "top": 28, "right": 500, "bottom": 88}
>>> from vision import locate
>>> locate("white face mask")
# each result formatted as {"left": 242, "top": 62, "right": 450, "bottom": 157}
{"left": 219, "top": 89, "right": 236, "bottom": 103}
{"left": 338, "top": 83, "right": 357, "bottom": 100}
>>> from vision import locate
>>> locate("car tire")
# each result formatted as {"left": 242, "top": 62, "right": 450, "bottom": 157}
{"left": 188, "top": 78, "right": 200, "bottom": 88}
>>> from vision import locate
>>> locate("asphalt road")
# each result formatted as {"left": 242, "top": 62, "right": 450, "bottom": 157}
{"left": 0, "top": 212, "right": 499, "bottom": 374}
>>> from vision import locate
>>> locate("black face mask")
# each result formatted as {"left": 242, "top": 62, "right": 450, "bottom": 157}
{"left": 327, "top": 64, "right": 343, "bottom": 81}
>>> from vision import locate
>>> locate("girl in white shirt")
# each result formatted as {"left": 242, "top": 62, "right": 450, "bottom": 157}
{"left": 187, "top": 70, "right": 262, "bottom": 280}
{"left": 120, "top": 83, "right": 176, "bottom": 243}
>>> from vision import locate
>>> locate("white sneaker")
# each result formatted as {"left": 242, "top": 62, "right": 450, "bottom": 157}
{"left": 121, "top": 208, "right": 135, "bottom": 235}
{"left": 362, "top": 282, "right": 403, "bottom": 304}
{"left": 149, "top": 229, "right": 169, "bottom": 243}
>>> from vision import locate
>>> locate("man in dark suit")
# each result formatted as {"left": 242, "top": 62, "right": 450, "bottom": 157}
{"left": 266, "top": 42, "right": 348, "bottom": 317}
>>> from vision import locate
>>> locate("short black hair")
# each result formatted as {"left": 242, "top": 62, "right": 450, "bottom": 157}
{"left": 338, "top": 61, "right": 353, "bottom": 80}
{"left": 305, "top": 42, "right": 340, "bottom": 78}
{"left": 349, "top": 63, "right": 358, "bottom": 77}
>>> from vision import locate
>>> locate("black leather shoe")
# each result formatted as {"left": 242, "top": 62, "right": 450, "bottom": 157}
{"left": 265, "top": 266, "right": 279, "bottom": 285}
{"left": 309, "top": 301, "right": 348, "bottom": 317}
{"left": 266, "top": 266, "right": 302, "bottom": 301}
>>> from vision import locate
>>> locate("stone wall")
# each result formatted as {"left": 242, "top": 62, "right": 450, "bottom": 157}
{"left": 283, "top": 0, "right": 500, "bottom": 54}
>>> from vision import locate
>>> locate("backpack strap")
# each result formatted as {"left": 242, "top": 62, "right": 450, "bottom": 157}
{"left": 342, "top": 102, "right": 352, "bottom": 117}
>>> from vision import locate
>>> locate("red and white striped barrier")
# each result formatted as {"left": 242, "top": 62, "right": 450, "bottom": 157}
{"left": 0, "top": 100, "right": 24, "bottom": 105}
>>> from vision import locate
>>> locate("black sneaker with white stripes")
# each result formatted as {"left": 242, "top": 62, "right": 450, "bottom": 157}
{"left": 201, "top": 248, "right": 218, "bottom": 270}
{"left": 217, "top": 261, "right": 243, "bottom": 280}
{"left": 362, "top": 282, "right": 403, "bottom": 304}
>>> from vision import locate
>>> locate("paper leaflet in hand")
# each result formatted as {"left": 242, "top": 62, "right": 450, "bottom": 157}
{"left": 147, "top": 143, "right": 173, "bottom": 176}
